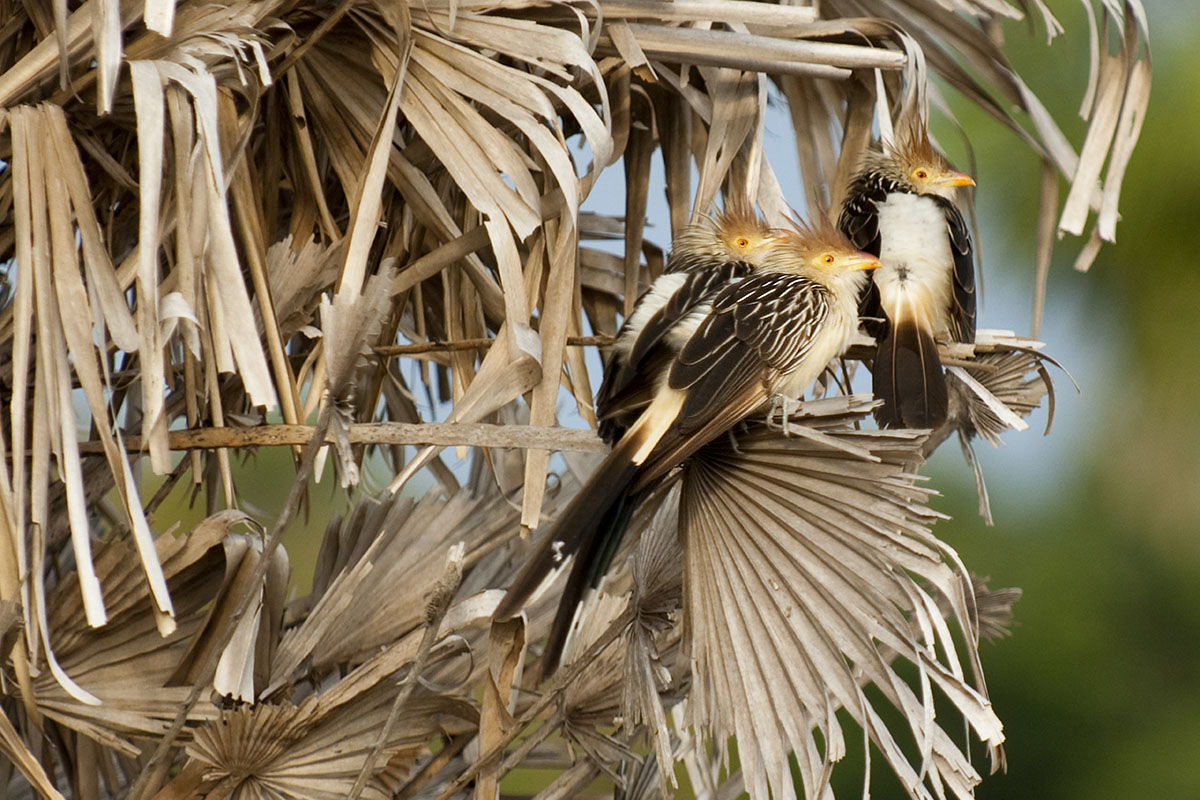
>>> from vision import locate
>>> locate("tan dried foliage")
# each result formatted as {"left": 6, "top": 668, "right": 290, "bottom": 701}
{"left": 0, "top": 0, "right": 1146, "bottom": 797}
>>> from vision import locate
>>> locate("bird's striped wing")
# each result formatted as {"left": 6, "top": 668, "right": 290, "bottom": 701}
{"left": 837, "top": 180, "right": 884, "bottom": 255}
{"left": 935, "top": 196, "right": 977, "bottom": 343}
{"left": 634, "top": 273, "right": 831, "bottom": 488}
{"left": 838, "top": 181, "right": 887, "bottom": 337}
{"left": 597, "top": 260, "right": 752, "bottom": 440}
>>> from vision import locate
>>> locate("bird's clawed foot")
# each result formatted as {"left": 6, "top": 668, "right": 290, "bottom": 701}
{"left": 766, "top": 393, "right": 803, "bottom": 436}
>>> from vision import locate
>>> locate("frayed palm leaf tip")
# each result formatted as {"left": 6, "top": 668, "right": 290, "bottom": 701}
{"left": 925, "top": 332, "right": 1070, "bottom": 524}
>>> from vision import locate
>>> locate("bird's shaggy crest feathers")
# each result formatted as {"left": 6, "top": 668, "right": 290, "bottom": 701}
{"left": 773, "top": 215, "right": 880, "bottom": 280}
{"left": 856, "top": 120, "right": 970, "bottom": 200}
{"left": 670, "top": 200, "right": 781, "bottom": 269}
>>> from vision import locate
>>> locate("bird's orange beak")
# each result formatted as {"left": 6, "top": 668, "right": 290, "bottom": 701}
{"left": 847, "top": 251, "right": 882, "bottom": 270}
{"left": 939, "top": 170, "right": 976, "bottom": 188}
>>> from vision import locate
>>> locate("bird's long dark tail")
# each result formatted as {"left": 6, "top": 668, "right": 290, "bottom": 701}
{"left": 493, "top": 434, "right": 645, "bottom": 675}
{"left": 539, "top": 489, "right": 641, "bottom": 677}
{"left": 873, "top": 296, "right": 948, "bottom": 429}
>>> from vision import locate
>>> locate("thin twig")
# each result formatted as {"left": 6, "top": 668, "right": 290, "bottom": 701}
{"left": 273, "top": 0, "right": 357, "bottom": 77}
{"left": 143, "top": 452, "right": 192, "bottom": 517}
{"left": 374, "top": 334, "right": 613, "bottom": 357}
{"left": 433, "top": 609, "right": 633, "bottom": 800}
{"left": 348, "top": 547, "right": 464, "bottom": 799}
{"left": 62, "top": 335, "right": 615, "bottom": 390}
{"left": 395, "top": 733, "right": 474, "bottom": 800}
{"left": 842, "top": 340, "right": 1039, "bottom": 362}
{"left": 70, "top": 336, "right": 1035, "bottom": 389}
{"left": 76, "top": 421, "right": 607, "bottom": 455}
{"left": 498, "top": 707, "right": 563, "bottom": 774}
{"left": 534, "top": 760, "right": 605, "bottom": 800}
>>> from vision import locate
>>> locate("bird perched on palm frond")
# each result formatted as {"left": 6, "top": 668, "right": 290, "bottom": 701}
{"left": 494, "top": 209, "right": 880, "bottom": 676}
{"left": 838, "top": 121, "right": 976, "bottom": 429}
{"left": 596, "top": 202, "right": 786, "bottom": 445}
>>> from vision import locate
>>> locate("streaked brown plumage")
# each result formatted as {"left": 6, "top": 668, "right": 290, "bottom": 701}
{"left": 597, "top": 201, "right": 785, "bottom": 444}
{"left": 494, "top": 209, "right": 879, "bottom": 677}
{"left": 839, "top": 122, "right": 976, "bottom": 429}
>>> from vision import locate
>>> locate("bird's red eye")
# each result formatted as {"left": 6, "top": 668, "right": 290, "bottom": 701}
{"left": 915, "top": 169, "right": 928, "bottom": 180}
{"left": 822, "top": 254, "right": 835, "bottom": 265}
{"left": 736, "top": 237, "right": 750, "bottom": 248}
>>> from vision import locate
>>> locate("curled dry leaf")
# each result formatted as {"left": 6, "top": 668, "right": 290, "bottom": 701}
{"left": 32, "top": 512, "right": 260, "bottom": 757}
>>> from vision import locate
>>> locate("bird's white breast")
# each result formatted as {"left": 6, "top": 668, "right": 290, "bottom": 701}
{"left": 774, "top": 281, "right": 860, "bottom": 400}
{"left": 874, "top": 192, "right": 955, "bottom": 334}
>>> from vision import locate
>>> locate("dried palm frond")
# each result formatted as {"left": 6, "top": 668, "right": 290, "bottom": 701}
{"left": 966, "top": 574, "right": 1023, "bottom": 642}
{"left": 548, "top": 485, "right": 687, "bottom": 795}
{"left": 269, "top": 484, "right": 521, "bottom": 691}
{"left": 0, "top": 0, "right": 1146, "bottom": 617}
{"left": 482, "top": 396, "right": 1017, "bottom": 799}
{"left": 679, "top": 395, "right": 1002, "bottom": 800}
{"left": 182, "top": 691, "right": 477, "bottom": 800}
{"left": 932, "top": 331, "right": 1069, "bottom": 524}
{"left": 0, "top": 0, "right": 1148, "bottom": 796}
{"left": 28, "top": 512, "right": 274, "bottom": 759}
